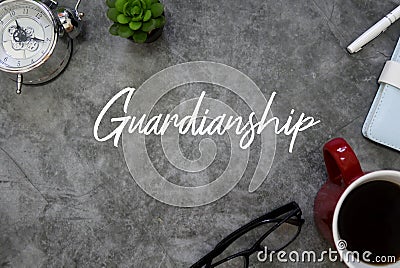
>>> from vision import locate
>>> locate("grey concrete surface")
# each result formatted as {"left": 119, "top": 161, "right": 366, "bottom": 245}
{"left": 1, "top": 0, "right": 400, "bottom": 267}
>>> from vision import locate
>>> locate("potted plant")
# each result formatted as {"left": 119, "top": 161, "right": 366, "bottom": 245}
{"left": 106, "top": 0, "right": 166, "bottom": 43}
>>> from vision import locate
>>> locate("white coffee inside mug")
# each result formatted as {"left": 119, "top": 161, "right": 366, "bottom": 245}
{"left": 332, "top": 170, "right": 400, "bottom": 268}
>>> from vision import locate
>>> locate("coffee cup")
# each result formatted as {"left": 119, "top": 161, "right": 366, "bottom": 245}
{"left": 314, "top": 138, "right": 400, "bottom": 267}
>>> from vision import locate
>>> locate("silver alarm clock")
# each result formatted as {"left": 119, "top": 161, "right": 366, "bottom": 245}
{"left": 0, "top": 0, "right": 83, "bottom": 94}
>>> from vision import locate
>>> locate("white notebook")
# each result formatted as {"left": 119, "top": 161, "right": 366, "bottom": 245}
{"left": 363, "top": 38, "right": 400, "bottom": 152}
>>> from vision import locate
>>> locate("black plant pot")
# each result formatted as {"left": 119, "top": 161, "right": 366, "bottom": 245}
{"left": 128, "top": 26, "right": 163, "bottom": 43}
{"left": 130, "top": 11, "right": 165, "bottom": 43}
{"left": 145, "top": 26, "right": 163, "bottom": 43}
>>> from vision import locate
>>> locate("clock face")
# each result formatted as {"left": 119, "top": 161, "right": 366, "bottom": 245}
{"left": 0, "top": 0, "right": 57, "bottom": 73}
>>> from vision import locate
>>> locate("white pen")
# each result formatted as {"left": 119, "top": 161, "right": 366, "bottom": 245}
{"left": 347, "top": 5, "right": 400, "bottom": 53}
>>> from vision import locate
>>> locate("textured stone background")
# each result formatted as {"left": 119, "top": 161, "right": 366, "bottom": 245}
{"left": 1, "top": 0, "right": 400, "bottom": 267}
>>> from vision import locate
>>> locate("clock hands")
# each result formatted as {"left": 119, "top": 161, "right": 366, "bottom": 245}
{"left": 30, "top": 37, "right": 44, "bottom": 42}
{"left": 15, "top": 20, "right": 21, "bottom": 30}
{"left": 10, "top": 20, "right": 45, "bottom": 45}
{"left": 12, "top": 20, "right": 29, "bottom": 43}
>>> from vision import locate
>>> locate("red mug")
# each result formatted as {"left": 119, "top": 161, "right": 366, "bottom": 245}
{"left": 314, "top": 137, "right": 364, "bottom": 244}
{"left": 314, "top": 137, "right": 400, "bottom": 267}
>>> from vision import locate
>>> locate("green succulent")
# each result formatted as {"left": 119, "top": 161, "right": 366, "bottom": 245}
{"left": 106, "top": 0, "right": 166, "bottom": 43}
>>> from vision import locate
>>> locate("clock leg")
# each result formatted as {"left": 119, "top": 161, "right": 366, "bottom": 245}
{"left": 16, "top": 74, "right": 23, "bottom": 94}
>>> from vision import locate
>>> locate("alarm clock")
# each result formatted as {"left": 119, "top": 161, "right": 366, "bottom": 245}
{"left": 0, "top": 0, "right": 84, "bottom": 94}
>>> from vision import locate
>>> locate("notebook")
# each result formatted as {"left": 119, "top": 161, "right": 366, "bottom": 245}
{"left": 362, "top": 38, "right": 400, "bottom": 152}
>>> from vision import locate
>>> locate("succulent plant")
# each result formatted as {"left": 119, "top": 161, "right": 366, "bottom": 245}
{"left": 106, "top": 0, "right": 166, "bottom": 43}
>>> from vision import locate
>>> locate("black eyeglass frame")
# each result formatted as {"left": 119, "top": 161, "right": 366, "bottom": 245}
{"left": 190, "top": 201, "right": 305, "bottom": 268}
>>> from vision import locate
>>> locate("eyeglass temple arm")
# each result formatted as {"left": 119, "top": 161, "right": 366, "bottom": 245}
{"left": 190, "top": 218, "right": 301, "bottom": 267}
{"left": 252, "top": 213, "right": 304, "bottom": 251}
{"left": 214, "top": 202, "right": 301, "bottom": 249}
{"left": 190, "top": 254, "right": 214, "bottom": 268}
{"left": 190, "top": 202, "right": 303, "bottom": 268}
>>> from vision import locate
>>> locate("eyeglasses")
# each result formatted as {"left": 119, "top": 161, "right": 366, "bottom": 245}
{"left": 190, "top": 202, "right": 305, "bottom": 268}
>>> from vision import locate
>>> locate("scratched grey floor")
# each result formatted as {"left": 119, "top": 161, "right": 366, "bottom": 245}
{"left": 1, "top": 0, "right": 400, "bottom": 267}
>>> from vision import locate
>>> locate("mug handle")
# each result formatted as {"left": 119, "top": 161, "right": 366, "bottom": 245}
{"left": 323, "top": 138, "right": 364, "bottom": 186}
